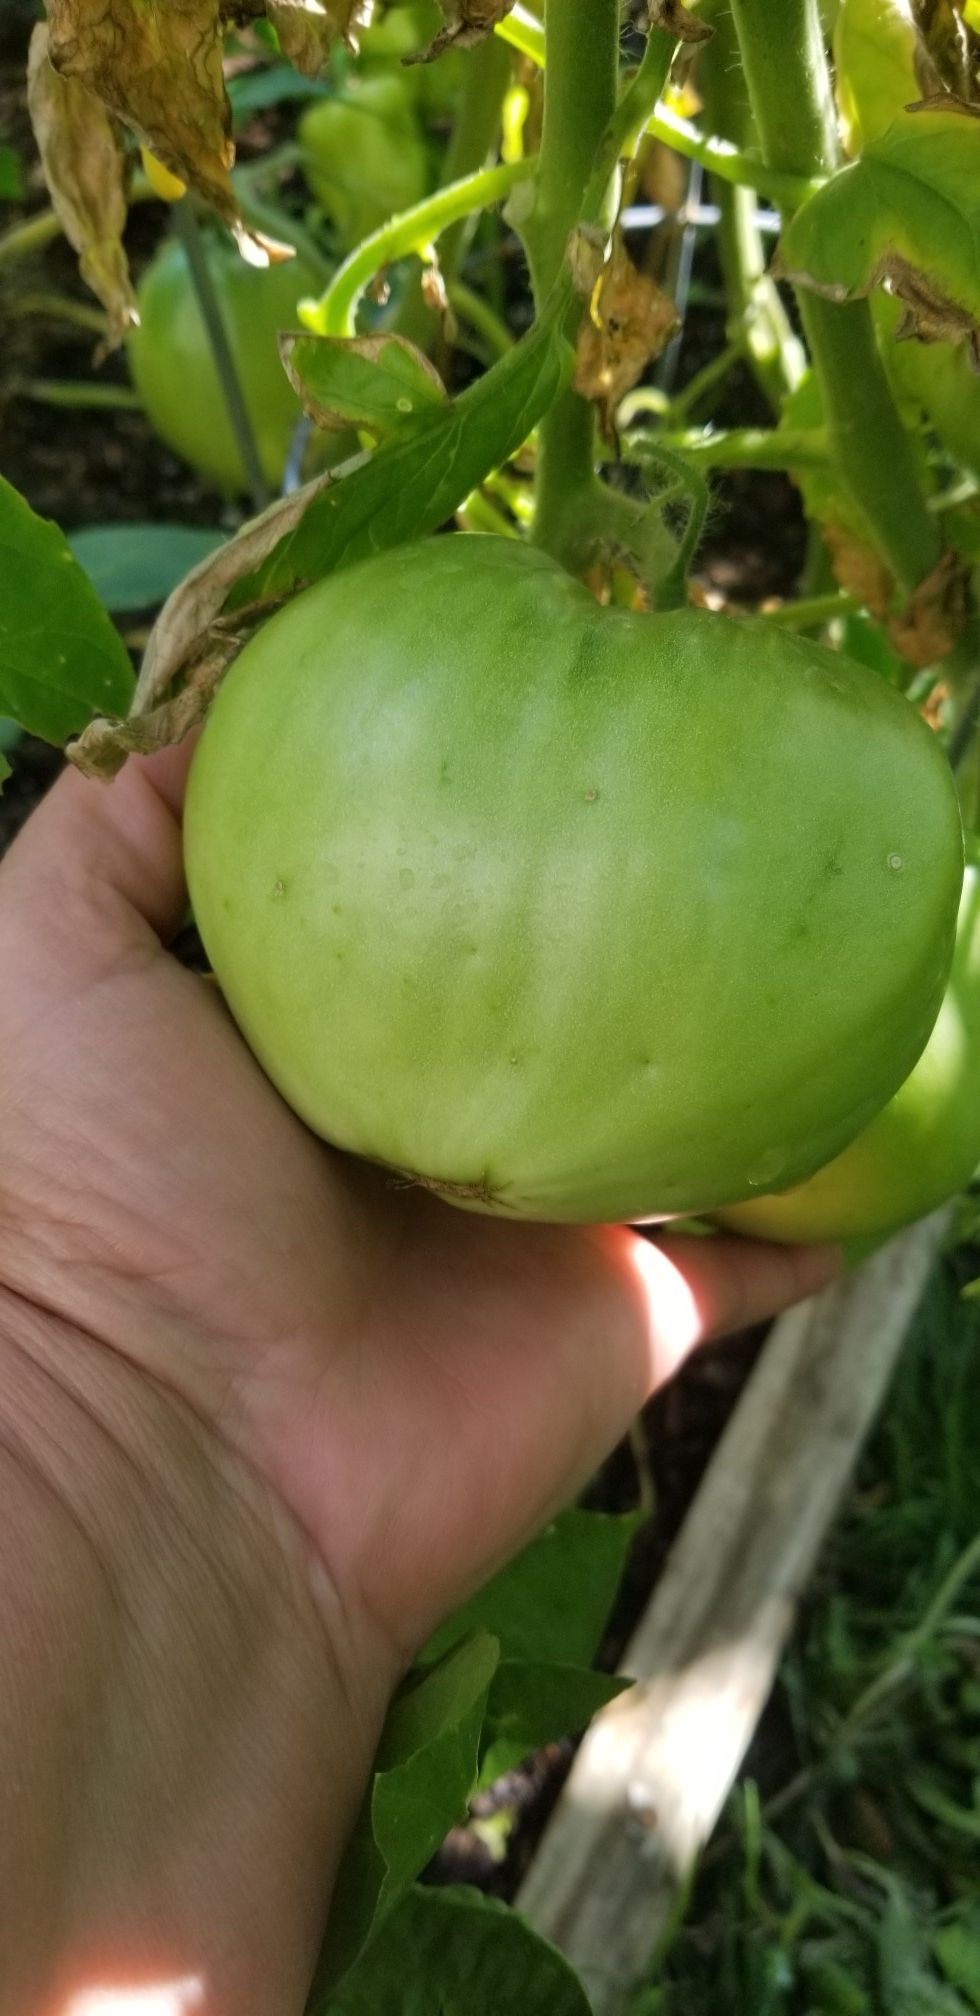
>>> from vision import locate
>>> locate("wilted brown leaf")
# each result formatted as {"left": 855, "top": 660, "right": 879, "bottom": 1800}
{"left": 45, "top": 0, "right": 241, "bottom": 228}
{"left": 69, "top": 640, "right": 241, "bottom": 781}
{"left": 823, "top": 522, "right": 893, "bottom": 617}
{"left": 824, "top": 524, "right": 968, "bottom": 666}
{"left": 134, "top": 470, "right": 336, "bottom": 710}
{"left": 262, "top": 0, "right": 371, "bottom": 67}
{"left": 647, "top": 1, "right": 713, "bottom": 43}
{"left": 911, "top": 0, "right": 980, "bottom": 102}
{"left": 27, "top": 23, "right": 136, "bottom": 350}
{"left": 888, "top": 547, "right": 970, "bottom": 665}
{"left": 406, "top": 0, "right": 514, "bottom": 61}
{"left": 886, "top": 243, "right": 980, "bottom": 363}
{"left": 68, "top": 471, "right": 341, "bottom": 777}
{"left": 574, "top": 237, "right": 679, "bottom": 433}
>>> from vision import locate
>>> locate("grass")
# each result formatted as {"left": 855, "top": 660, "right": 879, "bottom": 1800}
{"left": 632, "top": 1218, "right": 980, "bottom": 2016}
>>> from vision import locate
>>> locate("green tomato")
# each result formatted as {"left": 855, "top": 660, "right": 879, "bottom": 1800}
{"left": 129, "top": 235, "right": 325, "bottom": 496}
{"left": 184, "top": 536, "right": 963, "bottom": 1225}
{"left": 714, "top": 858, "right": 980, "bottom": 1245}
{"left": 356, "top": 5, "right": 467, "bottom": 119}
{"left": 299, "top": 75, "right": 431, "bottom": 247}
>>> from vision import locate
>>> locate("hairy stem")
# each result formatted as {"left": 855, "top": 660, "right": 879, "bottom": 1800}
{"left": 521, "top": 0, "right": 620, "bottom": 562}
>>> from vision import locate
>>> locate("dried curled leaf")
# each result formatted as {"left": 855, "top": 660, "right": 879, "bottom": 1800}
{"left": 911, "top": 0, "right": 980, "bottom": 102}
{"left": 27, "top": 23, "right": 136, "bottom": 350}
{"left": 824, "top": 524, "right": 969, "bottom": 666}
{"left": 647, "top": 1, "right": 713, "bottom": 43}
{"left": 69, "top": 639, "right": 241, "bottom": 780}
{"left": 405, "top": 0, "right": 514, "bottom": 61}
{"left": 250, "top": 0, "right": 372, "bottom": 69}
{"left": 574, "top": 237, "right": 679, "bottom": 433}
{"left": 887, "top": 545, "right": 971, "bottom": 664}
{"left": 45, "top": 0, "right": 238, "bottom": 228}
{"left": 832, "top": 0, "right": 978, "bottom": 158}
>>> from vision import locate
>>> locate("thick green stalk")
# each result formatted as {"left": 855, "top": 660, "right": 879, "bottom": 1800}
{"left": 697, "top": 0, "right": 804, "bottom": 412}
{"left": 524, "top": 0, "right": 619, "bottom": 561}
{"left": 729, "top": 0, "right": 941, "bottom": 595}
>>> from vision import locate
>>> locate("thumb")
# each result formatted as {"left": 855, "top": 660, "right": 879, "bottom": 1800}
{"left": 1, "top": 739, "right": 198, "bottom": 958}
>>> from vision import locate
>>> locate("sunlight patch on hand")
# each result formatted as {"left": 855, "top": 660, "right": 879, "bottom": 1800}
{"left": 67, "top": 1977, "right": 205, "bottom": 2015}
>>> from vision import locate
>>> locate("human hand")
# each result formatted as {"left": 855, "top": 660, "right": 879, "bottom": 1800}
{"left": 0, "top": 743, "right": 837, "bottom": 2009}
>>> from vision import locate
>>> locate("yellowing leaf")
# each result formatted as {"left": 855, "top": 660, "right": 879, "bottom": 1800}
{"left": 833, "top": 0, "right": 921, "bottom": 152}
{"left": 27, "top": 23, "right": 136, "bottom": 349}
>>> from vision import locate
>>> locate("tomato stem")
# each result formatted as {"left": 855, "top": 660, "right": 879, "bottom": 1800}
{"left": 438, "top": 32, "right": 514, "bottom": 280}
{"left": 172, "top": 196, "right": 270, "bottom": 514}
{"left": 301, "top": 161, "right": 530, "bottom": 339}
{"left": 728, "top": 0, "right": 943, "bottom": 599}
{"left": 521, "top": 0, "right": 625, "bottom": 567}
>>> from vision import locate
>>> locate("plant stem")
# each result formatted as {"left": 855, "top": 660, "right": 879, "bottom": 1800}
{"left": 303, "top": 160, "right": 529, "bottom": 337}
{"left": 494, "top": 4, "right": 544, "bottom": 67}
{"left": 447, "top": 279, "right": 514, "bottom": 359}
{"left": 759, "top": 590, "right": 862, "bottom": 629}
{"left": 643, "top": 105, "right": 821, "bottom": 210}
{"left": 0, "top": 172, "right": 156, "bottom": 268}
{"left": 172, "top": 197, "right": 270, "bottom": 512}
{"left": 715, "top": 183, "right": 805, "bottom": 410}
{"left": 626, "top": 424, "right": 831, "bottom": 471}
{"left": 523, "top": 0, "right": 619, "bottom": 562}
{"left": 668, "top": 337, "right": 745, "bottom": 423}
{"left": 11, "top": 289, "right": 108, "bottom": 336}
{"left": 493, "top": 5, "right": 818, "bottom": 207}
{"left": 439, "top": 32, "right": 513, "bottom": 279}
{"left": 729, "top": 0, "right": 941, "bottom": 596}
{"left": 14, "top": 378, "right": 143, "bottom": 410}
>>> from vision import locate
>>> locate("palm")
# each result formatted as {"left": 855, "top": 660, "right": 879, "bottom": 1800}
{"left": 0, "top": 750, "right": 832, "bottom": 1656}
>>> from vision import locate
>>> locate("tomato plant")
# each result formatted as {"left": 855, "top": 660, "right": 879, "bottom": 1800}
{"left": 714, "top": 857, "right": 980, "bottom": 1246}
{"left": 127, "top": 233, "right": 326, "bottom": 495}
{"left": 184, "top": 535, "right": 962, "bottom": 1224}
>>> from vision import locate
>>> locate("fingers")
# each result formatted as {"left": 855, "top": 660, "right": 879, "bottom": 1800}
{"left": 2, "top": 737, "right": 197, "bottom": 952}
{"left": 627, "top": 1230, "right": 843, "bottom": 1388}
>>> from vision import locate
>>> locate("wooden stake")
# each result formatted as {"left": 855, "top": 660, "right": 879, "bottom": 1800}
{"left": 517, "top": 1214, "right": 949, "bottom": 2012}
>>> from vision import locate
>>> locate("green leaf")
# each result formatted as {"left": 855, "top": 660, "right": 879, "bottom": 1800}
{"left": 69, "top": 524, "right": 226, "bottom": 615}
{"left": 479, "top": 1659, "right": 630, "bottom": 1786}
{"left": 936, "top": 1916, "right": 980, "bottom": 2010}
{"left": 228, "top": 63, "right": 328, "bottom": 122}
{"left": 0, "top": 477, "right": 134, "bottom": 743}
{"left": 317, "top": 1631, "right": 500, "bottom": 1992}
{"left": 0, "top": 749, "right": 10, "bottom": 795}
{"left": 833, "top": 0, "right": 919, "bottom": 154}
{"left": 321, "top": 1885, "right": 593, "bottom": 2016}
{"left": 422, "top": 1507, "right": 643, "bottom": 1670}
{"left": 0, "top": 716, "right": 22, "bottom": 752}
{"left": 878, "top": 1886, "right": 974, "bottom": 2016}
{"left": 778, "top": 108, "right": 980, "bottom": 352}
{"left": 229, "top": 278, "right": 574, "bottom": 608}
{"left": 281, "top": 331, "right": 446, "bottom": 439}
{"left": 0, "top": 144, "right": 24, "bottom": 201}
